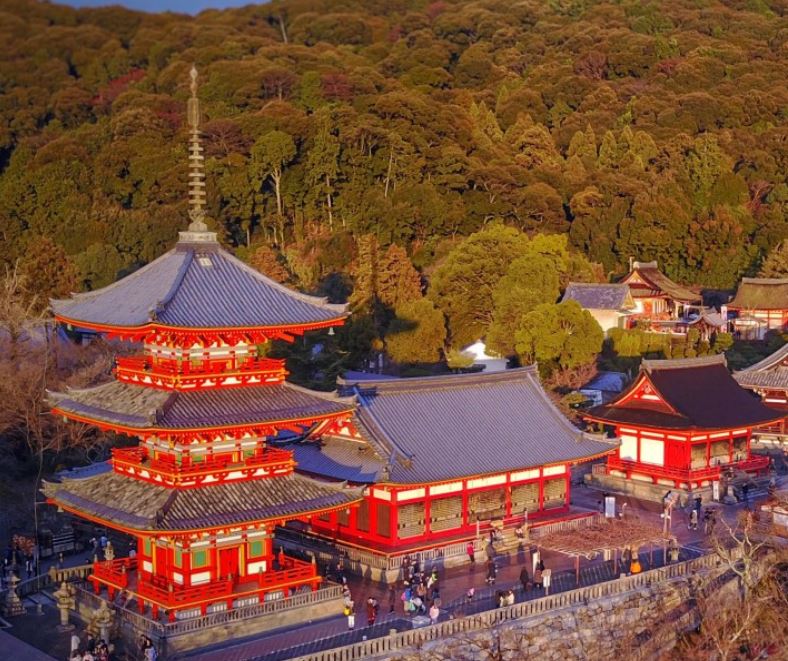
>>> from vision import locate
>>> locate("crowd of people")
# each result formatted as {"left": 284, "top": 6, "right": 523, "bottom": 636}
{"left": 68, "top": 630, "right": 114, "bottom": 661}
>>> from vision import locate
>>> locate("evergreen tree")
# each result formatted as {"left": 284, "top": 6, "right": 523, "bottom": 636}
{"left": 385, "top": 298, "right": 446, "bottom": 364}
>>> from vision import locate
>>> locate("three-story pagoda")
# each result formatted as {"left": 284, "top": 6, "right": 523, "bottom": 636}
{"left": 43, "top": 68, "right": 362, "bottom": 622}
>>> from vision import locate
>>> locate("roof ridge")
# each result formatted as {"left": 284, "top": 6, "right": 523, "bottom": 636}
{"left": 740, "top": 277, "right": 788, "bottom": 285}
{"left": 50, "top": 248, "right": 181, "bottom": 311}
{"left": 283, "top": 380, "right": 356, "bottom": 406}
{"left": 339, "top": 365, "right": 539, "bottom": 391}
{"left": 151, "top": 249, "right": 194, "bottom": 321}
{"left": 642, "top": 354, "right": 726, "bottom": 372}
{"left": 566, "top": 282, "right": 627, "bottom": 289}
{"left": 736, "top": 342, "right": 788, "bottom": 373}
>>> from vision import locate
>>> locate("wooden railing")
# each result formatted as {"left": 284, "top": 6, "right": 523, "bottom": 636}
{"left": 111, "top": 446, "right": 295, "bottom": 487}
{"left": 91, "top": 557, "right": 138, "bottom": 589}
{"left": 115, "top": 355, "right": 287, "bottom": 389}
{"left": 606, "top": 454, "right": 770, "bottom": 485}
{"left": 283, "top": 550, "right": 740, "bottom": 661}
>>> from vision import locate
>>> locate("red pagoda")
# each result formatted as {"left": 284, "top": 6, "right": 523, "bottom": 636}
{"left": 584, "top": 355, "right": 780, "bottom": 500}
{"left": 43, "top": 67, "right": 362, "bottom": 622}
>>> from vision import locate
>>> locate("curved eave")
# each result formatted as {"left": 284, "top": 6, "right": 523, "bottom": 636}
{"left": 46, "top": 495, "right": 363, "bottom": 536}
{"left": 583, "top": 413, "right": 786, "bottom": 434}
{"left": 54, "top": 313, "right": 348, "bottom": 338}
{"left": 51, "top": 406, "right": 354, "bottom": 436}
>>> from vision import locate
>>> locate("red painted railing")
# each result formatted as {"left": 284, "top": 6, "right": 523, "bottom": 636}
{"left": 607, "top": 454, "right": 770, "bottom": 485}
{"left": 115, "top": 355, "right": 288, "bottom": 389}
{"left": 91, "top": 557, "right": 138, "bottom": 589}
{"left": 111, "top": 446, "right": 295, "bottom": 487}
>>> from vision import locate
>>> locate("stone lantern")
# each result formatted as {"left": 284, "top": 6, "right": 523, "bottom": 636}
{"left": 3, "top": 574, "right": 26, "bottom": 617}
{"left": 53, "top": 581, "right": 76, "bottom": 630}
{"left": 94, "top": 600, "right": 114, "bottom": 643}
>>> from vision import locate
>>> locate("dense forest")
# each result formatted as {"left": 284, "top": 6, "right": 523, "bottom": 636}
{"left": 1, "top": 0, "right": 787, "bottom": 373}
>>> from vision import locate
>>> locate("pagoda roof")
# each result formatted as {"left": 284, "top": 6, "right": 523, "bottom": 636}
{"left": 49, "top": 380, "right": 353, "bottom": 433}
{"left": 50, "top": 238, "right": 347, "bottom": 334}
{"left": 42, "top": 466, "right": 362, "bottom": 533}
{"left": 621, "top": 261, "right": 701, "bottom": 304}
{"left": 587, "top": 354, "right": 784, "bottom": 431}
{"left": 308, "top": 367, "right": 617, "bottom": 485}
{"left": 562, "top": 283, "right": 635, "bottom": 311}
{"left": 728, "top": 278, "right": 788, "bottom": 311}
{"left": 734, "top": 343, "right": 788, "bottom": 391}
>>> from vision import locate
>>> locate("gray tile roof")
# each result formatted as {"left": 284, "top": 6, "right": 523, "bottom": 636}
{"left": 735, "top": 344, "right": 788, "bottom": 390}
{"left": 42, "top": 467, "right": 362, "bottom": 532}
{"left": 51, "top": 240, "right": 347, "bottom": 330}
{"left": 291, "top": 437, "right": 385, "bottom": 483}
{"left": 331, "top": 367, "right": 616, "bottom": 485}
{"left": 562, "top": 283, "right": 634, "bottom": 311}
{"left": 50, "top": 381, "right": 353, "bottom": 431}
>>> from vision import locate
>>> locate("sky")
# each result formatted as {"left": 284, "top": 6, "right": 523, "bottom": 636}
{"left": 60, "top": 0, "right": 256, "bottom": 13}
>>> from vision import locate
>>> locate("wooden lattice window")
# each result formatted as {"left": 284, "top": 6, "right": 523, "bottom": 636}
{"left": 510, "top": 482, "right": 540, "bottom": 513}
{"left": 542, "top": 478, "right": 566, "bottom": 509}
{"left": 397, "top": 503, "right": 425, "bottom": 539}
{"left": 376, "top": 503, "right": 391, "bottom": 538}
{"left": 356, "top": 500, "right": 370, "bottom": 532}
{"left": 469, "top": 489, "right": 506, "bottom": 521}
{"left": 710, "top": 440, "right": 729, "bottom": 463}
{"left": 733, "top": 436, "right": 747, "bottom": 458}
{"left": 691, "top": 443, "right": 707, "bottom": 469}
{"left": 430, "top": 496, "right": 463, "bottom": 532}
{"left": 337, "top": 508, "right": 350, "bottom": 527}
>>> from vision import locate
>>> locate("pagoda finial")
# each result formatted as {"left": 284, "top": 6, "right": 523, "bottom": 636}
{"left": 186, "top": 64, "right": 208, "bottom": 233}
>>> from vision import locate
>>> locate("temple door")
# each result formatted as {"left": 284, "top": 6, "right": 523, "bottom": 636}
{"left": 219, "top": 547, "right": 239, "bottom": 581}
{"left": 154, "top": 545, "right": 169, "bottom": 578}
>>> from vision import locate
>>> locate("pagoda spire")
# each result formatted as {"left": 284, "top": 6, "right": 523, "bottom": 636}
{"left": 187, "top": 65, "right": 208, "bottom": 232}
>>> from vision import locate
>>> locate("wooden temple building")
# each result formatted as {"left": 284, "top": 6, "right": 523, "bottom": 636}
{"left": 734, "top": 343, "right": 788, "bottom": 439}
{"left": 287, "top": 368, "right": 616, "bottom": 562}
{"left": 584, "top": 355, "right": 780, "bottom": 501}
{"left": 728, "top": 277, "right": 788, "bottom": 340}
{"left": 43, "top": 68, "right": 363, "bottom": 623}
{"left": 562, "top": 283, "right": 635, "bottom": 334}
{"left": 620, "top": 260, "right": 702, "bottom": 329}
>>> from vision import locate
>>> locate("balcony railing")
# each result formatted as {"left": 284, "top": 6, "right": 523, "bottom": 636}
{"left": 90, "top": 555, "right": 320, "bottom": 615}
{"left": 114, "top": 355, "right": 288, "bottom": 389}
{"left": 606, "top": 454, "right": 770, "bottom": 485}
{"left": 111, "top": 446, "right": 295, "bottom": 487}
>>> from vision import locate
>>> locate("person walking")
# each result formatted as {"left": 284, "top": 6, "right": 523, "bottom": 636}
{"left": 366, "top": 597, "right": 376, "bottom": 626}
{"left": 466, "top": 540, "right": 475, "bottom": 564}
{"left": 519, "top": 565, "right": 530, "bottom": 592}
{"left": 388, "top": 584, "right": 396, "bottom": 613}
{"left": 429, "top": 601, "right": 440, "bottom": 624}
{"left": 345, "top": 600, "right": 355, "bottom": 629}
{"left": 486, "top": 557, "right": 496, "bottom": 585}
{"left": 533, "top": 564, "right": 543, "bottom": 589}
{"left": 70, "top": 631, "right": 81, "bottom": 656}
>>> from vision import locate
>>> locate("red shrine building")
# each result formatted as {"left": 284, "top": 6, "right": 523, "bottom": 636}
{"left": 735, "top": 343, "right": 788, "bottom": 437}
{"left": 43, "top": 68, "right": 362, "bottom": 622}
{"left": 584, "top": 355, "right": 780, "bottom": 500}
{"left": 287, "top": 368, "right": 616, "bottom": 562}
{"left": 728, "top": 277, "right": 788, "bottom": 340}
{"left": 620, "top": 260, "right": 702, "bottom": 329}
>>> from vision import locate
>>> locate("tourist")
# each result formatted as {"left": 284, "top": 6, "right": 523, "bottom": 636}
{"left": 366, "top": 597, "right": 376, "bottom": 626}
{"left": 69, "top": 652, "right": 82, "bottom": 661}
{"left": 497, "top": 591, "right": 506, "bottom": 608}
{"left": 86, "top": 631, "right": 96, "bottom": 655}
{"left": 345, "top": 600, "right": 355, "bottom": 629}
{"left": 336, "top": 560, "right": 347, "bottom": 585}
{"left": 388, "top": 584, "right": 396, "bottom": 613}
{"left": 505, "top": 589, "right": 515, "bottom": 607}
{"left": 485, "top": 542, "right": 495, "bottom": 562}
{"left": 742, "top": 483, "right": 751, "bottom": 509}
{"left": 412, "top": 594, "right": 425, "bottom": 615}
{"left": 519, "top": 565, "right": 530, "bottom": 592}
{"left": 465, "top": 587, "right": 475, "bottom": 603}
{"left": 429, "top": 602, "right": 440, "bottom": 624}
{"left": 531, "top": 548, "right": 541, "bottom": 574}
{"left": 688, "top": 509, "right": 699, "bottom": 531}
{"left": 70, "top": 631, "right": 81, "bottom": 656}
{"left": 622, "top": 546, "right": 632, "bottom": 574}
{"left": 534, "top": 560, "right": 545, "bottom": 589}
{"left": 128, "top": 544, "right": 137, "bottom": 560}
{"left": 514, "top": 524, "right": 524, "bottom": 539}
{"left": 630, "top": 555, "right": 642, "bottom": 574}
{"left": 466, "top": 540, "right": 475, "bottom": 564}
{"left": 485, "top": 557, "right": 497, "bottom": 585}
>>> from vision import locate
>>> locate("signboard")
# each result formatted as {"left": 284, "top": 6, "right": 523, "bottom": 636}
{"left": 604, "top": 496, "right": 616, "bottom": 519}
{"left": 712, "top": 480, "right": 720, "bottom": 501}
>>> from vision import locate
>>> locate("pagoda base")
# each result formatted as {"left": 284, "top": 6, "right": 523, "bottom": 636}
{"left": 74, "top": 580, "right": 344, "bottom": 656}
{"left": 584, "top": 471, "right": 715, "bottom": 505}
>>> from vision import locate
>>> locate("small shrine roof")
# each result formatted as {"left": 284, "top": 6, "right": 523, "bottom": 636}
{"left": 728, "top": 277, "right": 788, "bottom": 311}
{"left": 588, "top": 354, "right": 784, "bottom": 430}
{"left": 290, "top": 437, "right": 385, "bottom": 484}
{"left": 42, "top": 467, "right": 362, "bottom": 532}
{"left": 735, "top": 343, "right": 788, "bottom": 391}
{"left": 50, "top": 380, "right": 353, "bottom": 432}
{"left": 562, "top": 283, "right": 635, "bottom": 311}
{"left": 50, "top": 241, "right": 347, "bottom": 333}
{"left": 329, "top": 367, "right": 616, "bottom": 485}
{"left": 622, "top": 261, "right": 701, "bottom": 304}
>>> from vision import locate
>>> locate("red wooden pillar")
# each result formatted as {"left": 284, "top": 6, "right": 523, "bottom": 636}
{"left": 461, "top": 486, "right": 470, "bottom": 529}
{"left": 390, "top": 500, "right": 397, "bottom": 541}
{"left": 728, "top": 432, "right": 734, "bottom": 464}
{"left": 538, "top": 470, "right": 545, "bottom": 512}
{"left": 369, "top": 496, "right": 378, "bottom": 539}
{"left": 424, "top": 496, "right": 431, "bottom": 536}
{"left": 564, "top": 471, "right": 572, "bottom": 507}
{"left": 705, "top": 440, "right": 711, "bottom": 469}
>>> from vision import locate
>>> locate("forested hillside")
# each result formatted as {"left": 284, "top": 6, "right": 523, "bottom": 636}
{"left": 1, "top": 0, "right": 786, "bottom": 357}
